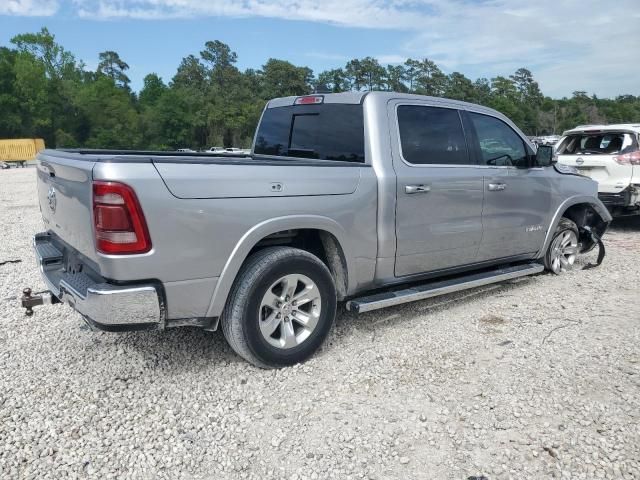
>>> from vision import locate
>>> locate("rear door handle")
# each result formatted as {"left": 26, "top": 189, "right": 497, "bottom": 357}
{"left": 405, "top": 184, "right": 431, "bottom": 194}
{"left": 488, "top": 183, "right": 506, "bottom": 191}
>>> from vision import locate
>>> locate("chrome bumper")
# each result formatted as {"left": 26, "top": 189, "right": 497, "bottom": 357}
{"left": 34, "top": 232, "right": 164, "bottom": 330}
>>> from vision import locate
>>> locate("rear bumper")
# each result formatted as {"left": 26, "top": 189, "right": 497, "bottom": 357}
{"left": 599, "top": 186, "right": 640, "bottom": 213}
{"left": 34, "top": 232, "right": 164, "bottom": 331}
{"left": 599, "top": 190, "right": 632, "bottom": 207}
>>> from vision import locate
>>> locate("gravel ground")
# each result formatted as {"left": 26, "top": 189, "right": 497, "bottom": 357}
{"left": 1, "top": 167, "right": 639, "bottom": 480}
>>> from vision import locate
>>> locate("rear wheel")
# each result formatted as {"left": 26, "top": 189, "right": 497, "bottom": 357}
{"left": 544, "top": 218, "right": 579, "bottom": 274}
{"left": 221, "top": 247, "right": 337, "bottom": 368}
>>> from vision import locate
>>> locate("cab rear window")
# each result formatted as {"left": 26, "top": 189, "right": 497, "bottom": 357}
{"left": 254, "top": 104, "right": 365, "bottom": 162}
{"left": 557, "top": 133, "right": 637, "bottom": 155}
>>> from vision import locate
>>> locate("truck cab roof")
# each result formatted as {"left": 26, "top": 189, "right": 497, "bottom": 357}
{"left": 267, "top": 91, "right": 505, "bottom": 117}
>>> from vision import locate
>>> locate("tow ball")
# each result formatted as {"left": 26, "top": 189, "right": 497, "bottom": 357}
{"left": 21, "top": 288, "right": 59, "bottom": 316}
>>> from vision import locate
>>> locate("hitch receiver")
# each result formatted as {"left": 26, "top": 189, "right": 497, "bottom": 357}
{"left": 21, "top": 288, "right": 59, "bottom": 316}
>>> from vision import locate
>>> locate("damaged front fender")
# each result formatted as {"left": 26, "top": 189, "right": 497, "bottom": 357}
{"left": 539, "top": 196, "right": 612, "bottom": 258}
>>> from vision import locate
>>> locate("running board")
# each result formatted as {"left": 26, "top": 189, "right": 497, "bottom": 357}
{"left": 346, "top": 263, "right": 544, "bottom": 313}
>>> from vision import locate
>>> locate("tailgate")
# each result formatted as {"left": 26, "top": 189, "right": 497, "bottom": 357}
{"left": 557, "top": 154, "right": 632, "bottom": 193}
{"left": 36, "top": 150, "right": 97, "bottom": 261}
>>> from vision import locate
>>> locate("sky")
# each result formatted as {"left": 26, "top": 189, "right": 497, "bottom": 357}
{"left": 1, "top": 0, "right": 639, "bottom": 98}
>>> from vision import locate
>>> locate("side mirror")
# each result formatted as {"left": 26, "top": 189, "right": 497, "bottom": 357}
{"left": 535, "top": 145, "right": 555, "bottom": 167}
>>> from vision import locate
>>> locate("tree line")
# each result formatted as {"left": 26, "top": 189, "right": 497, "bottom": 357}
{"left": 1, "top": 27, "right": 639, "bottom": 150}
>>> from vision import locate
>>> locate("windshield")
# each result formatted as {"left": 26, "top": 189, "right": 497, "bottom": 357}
{"left": 254, "top": 103, "right": 365, "bottom": 162}
{"left": 557, "top": 132, "right": 638, "bottom": 155}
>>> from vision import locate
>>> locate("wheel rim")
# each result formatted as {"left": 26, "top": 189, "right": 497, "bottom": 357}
{"left": 549, "top": 230, "right": 578, "bottom": 274}
{"left": 258, "top": 274, "right": 322, "bottom": 349}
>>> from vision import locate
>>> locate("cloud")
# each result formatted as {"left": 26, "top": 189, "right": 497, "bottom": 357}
{"left": 72, "top": 0, "right": 435, "bottom": 28}
{"left": 385, "top": 0, "right": 640, "bottom": 97}
{"left": 0, "top": 0, "right": 59, "bottom": 15}
{"left": 4, "top": 0, "right": 640, "bottom": 96}
{"left": 376, "top": 54, "right": 406, "bottom": 65}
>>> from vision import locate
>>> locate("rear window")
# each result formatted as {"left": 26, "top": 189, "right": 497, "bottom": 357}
{"left": 557, "top": 132, "right": 638, "bottom": 155}
{"left": 254, "top": 104, "right": 365, "bottom": 162}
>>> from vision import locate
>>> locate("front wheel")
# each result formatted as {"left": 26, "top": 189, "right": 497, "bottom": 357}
{"left": 544, "top": 218, "right": 579, "bottom": 274}
{"left": 221, "top": 247, "right": 337, "bottom": 368}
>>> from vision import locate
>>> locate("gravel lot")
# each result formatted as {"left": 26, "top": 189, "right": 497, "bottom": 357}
{"left": 1, "top": 167, "right": 639, "bottom": 479}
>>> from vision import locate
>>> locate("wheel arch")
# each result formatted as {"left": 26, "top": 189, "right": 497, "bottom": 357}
{"left": 205, "top": 215, "right": 353, "bottom": 319}
{"left": 538, "top": 196, "right": 612, "bottom": 258}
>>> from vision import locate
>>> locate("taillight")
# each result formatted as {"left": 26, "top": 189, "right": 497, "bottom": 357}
{"left": 92, "top": 181, "right": 151, "bottom": 254}
{"left": 613, "top": 150, "right": 640, "bottom": 165}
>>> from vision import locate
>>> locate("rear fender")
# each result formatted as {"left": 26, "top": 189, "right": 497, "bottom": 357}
{"left": 204, "top": 215, "right": 354, "bottom": 319}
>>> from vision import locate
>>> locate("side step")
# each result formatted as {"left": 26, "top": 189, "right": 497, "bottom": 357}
{"left": 346, "top": 263, "right": 544, "bottom": 313}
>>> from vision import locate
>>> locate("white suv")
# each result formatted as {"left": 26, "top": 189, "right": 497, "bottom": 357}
{"left": 556, "top": 124, "right": 640, "bottom": 216}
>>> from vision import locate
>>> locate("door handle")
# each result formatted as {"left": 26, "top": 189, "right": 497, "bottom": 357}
{"left": 487, "top": 183, "right": 506, "bottom": 191}
{"left": 405, "top": 184, "right": 431, "bottom": 194}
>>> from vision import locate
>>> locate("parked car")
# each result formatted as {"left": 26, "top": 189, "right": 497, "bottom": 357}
{"left": 529, "top": 135, "right": 561, "bottom": 147}
{"left": 556, "top": 124, "right": 640, "bottom": 216}
{"left": 206, "top": 147, "right": 250, "bottom": 156}
{"left": 206, "top": 146, "right": 226, "bottom": 153}
{"left": 26, "top": 92, "right": 610, "bottom": 367}
{"left": 541, "top": 135, "right": 561, "bottom": 146}
{"left": 177, "top": 148, "right": 196, "bottom": 153}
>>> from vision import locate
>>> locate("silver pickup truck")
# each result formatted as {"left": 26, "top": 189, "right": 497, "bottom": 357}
{"left": 27, "top": 92, "right": 611, "bottom": 367}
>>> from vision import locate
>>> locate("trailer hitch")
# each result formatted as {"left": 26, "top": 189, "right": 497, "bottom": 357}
{"left": 21, "top": 288, "right": 59, "bottom": 316}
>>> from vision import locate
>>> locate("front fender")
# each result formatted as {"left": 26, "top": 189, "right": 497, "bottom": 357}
{"left": 204, "top": 215, "right": 354, "bottom": 319}
{"left": 537, "top": 195, "right": 612, "bottom": 258}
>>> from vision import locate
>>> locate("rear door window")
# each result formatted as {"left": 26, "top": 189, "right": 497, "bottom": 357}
{"left": 254, "top": 104, "right": 365, "bottom": 162}
{"left": 468, "top": 113, "right": 528, "bottom": 167}
{"left": 397, "top": 105, "right": 472, "bottom": 165}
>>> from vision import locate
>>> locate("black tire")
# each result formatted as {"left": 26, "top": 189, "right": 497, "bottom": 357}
{"left": 544, "top": 217, "right": 579, "bottom": 274}
{"left": 221, "top": 247, "right": 337, "bottom": 368}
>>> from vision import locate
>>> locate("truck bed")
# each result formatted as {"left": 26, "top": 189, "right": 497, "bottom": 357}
{"left": 35, "top": 147, "right": 377, "bottom": 320}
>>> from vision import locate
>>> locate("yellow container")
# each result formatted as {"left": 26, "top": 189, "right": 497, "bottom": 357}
{"left": 0, "top": 138, "right": 46, "bottom": 164}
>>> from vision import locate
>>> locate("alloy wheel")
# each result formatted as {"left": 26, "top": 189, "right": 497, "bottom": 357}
{"left": 549, "top": 230, "right": 579, "bottom": 274}
{"left": 258, "top": 274, "right": 322, "bottom": 349}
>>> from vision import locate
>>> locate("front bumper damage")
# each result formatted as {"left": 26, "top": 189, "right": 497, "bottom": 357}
{"left": 27, "top": 232, "right": 165, "bottom": 331}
